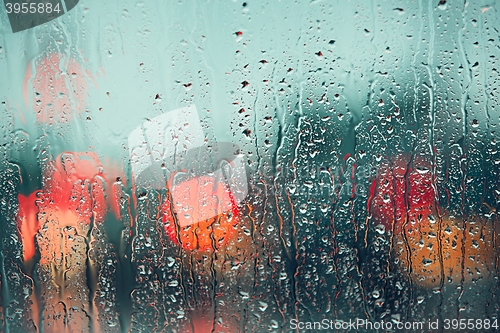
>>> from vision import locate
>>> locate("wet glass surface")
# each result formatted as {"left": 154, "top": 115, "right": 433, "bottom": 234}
{"left": 0, "top": 0, "right": 500, "bottom": 332}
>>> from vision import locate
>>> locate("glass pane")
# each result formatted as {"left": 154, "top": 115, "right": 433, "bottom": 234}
{"left": 0, "top": 0, "right": 499, "bottom": 332}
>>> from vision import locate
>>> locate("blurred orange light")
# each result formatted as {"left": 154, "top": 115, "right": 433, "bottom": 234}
{"left": 394, "top": 216, "right": 496, "bottom": 288}
{"left": 17, "top": 152, "right": 114, "bottom": 263}
{"left": 24, "top": 53, "right": 88, "bottom": 124}
{"left": 17, "top": 191, "right": 40, "bottom": 263}
{"left": 162, "top": 174, "right": 240, "bottom": 252}
{"left": 16, "top": 151, "right": 121, "bottom": 333}
{"left": 178, "top": 309, "right": 238, "bottom": 333}
{"left": 371, "top": 154, "right": 496, "bottom": 287}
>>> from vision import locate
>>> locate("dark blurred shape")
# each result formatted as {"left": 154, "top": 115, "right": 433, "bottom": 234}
{"left": 5, "top": 0, "right": 79, "bottom": 33}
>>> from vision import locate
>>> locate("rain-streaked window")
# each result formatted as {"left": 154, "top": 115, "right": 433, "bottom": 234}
{"left": 1, "top": 0, "right": 500, "bottom": 332}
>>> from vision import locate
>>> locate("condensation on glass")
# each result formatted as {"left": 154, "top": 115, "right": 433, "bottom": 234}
{"left": 0, "top": 0, "right": 499, "bottom": 332}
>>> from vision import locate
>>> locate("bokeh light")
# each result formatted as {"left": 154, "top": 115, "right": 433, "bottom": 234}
{"left": 162, "top": 173, "right": 240, "bottom": 252}
{"left": 394, "top": 216, "right": 496, "bottom": 288}
{"left": 24, "top": 53, "right": 88, "bottom": 124}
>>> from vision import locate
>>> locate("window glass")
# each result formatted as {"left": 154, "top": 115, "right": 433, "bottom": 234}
{"left": 0, "top": 1, "right": 499, "bottom": 332}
